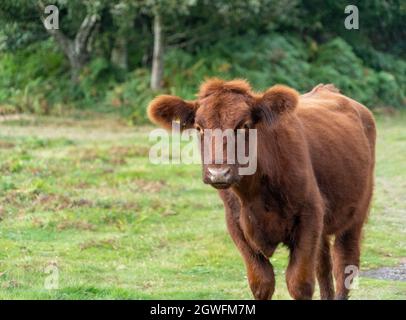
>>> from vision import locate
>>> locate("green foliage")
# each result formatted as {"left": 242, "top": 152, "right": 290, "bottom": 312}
{"left": 0, "top": 0, "right": 404, "bottom": 120}
{"left": 0, "top": 40, "right": 66, "bottom": 115}
{"left": 1, "top": 33, "right": 404, "bottom": 121}
{"left": 309, "top": 38, "right": 405, "bottom": 108}
{"left": 104, "top": 69, "right": 155, "bottom": 124}
{"left": 162, "top": 34, "right": 404, "bottom": 109}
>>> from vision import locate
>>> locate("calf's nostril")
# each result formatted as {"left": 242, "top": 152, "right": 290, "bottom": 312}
{"left": 208, "top": 167, "right": 232, "bottom": 183}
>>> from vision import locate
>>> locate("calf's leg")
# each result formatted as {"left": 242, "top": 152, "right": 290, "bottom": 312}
{"left": 286, "top": 248, "right": 317, "bottom": 300}
{"left": 245, "top": 254, "right": 275, "bottom": 300}
{"left": 316, "top": 235, "right": 335, "bottom": 299}
{"left": 286, "top": 211, "right": 322, "bottom": 300}
{"left": 224, "top": 206, "right": 275, "bottom": 300}
{"left": 332, "top": 225, "right": 362, "bottom": 300}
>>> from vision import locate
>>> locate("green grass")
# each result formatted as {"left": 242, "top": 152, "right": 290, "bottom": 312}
{"left": 0, "top": 113, "right": 405, "bottom": 300}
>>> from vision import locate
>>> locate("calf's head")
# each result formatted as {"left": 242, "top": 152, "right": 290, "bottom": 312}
{"left": 148, "top": 78, "right": 298, "bottom": 189}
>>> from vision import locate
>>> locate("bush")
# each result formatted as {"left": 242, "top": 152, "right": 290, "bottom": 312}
{"left": 310, "top": 38, "right": 404, "bottom": 108}
{"left": 0, "top": 33, "right": 404, "bottom": 123}
{"left": 104, "top": 69, "right": 155, "bottom": 124}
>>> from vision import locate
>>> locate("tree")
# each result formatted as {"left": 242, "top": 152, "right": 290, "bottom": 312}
{"left": 110, "top": 1, "right": 139, "bottom": 70}
{"left": 0, "top": 0, "right": 47, "bottom": 50}
{"left": 150, "top": 7, "right": 163, "bottom": 90}
{"left": 38, "top": 1, "right": 102, "bottom": 82}
{"left": 136, "top": 0, "right": 197, "bottom": 90}
{"left": 0, "top": 0, "right": 107, "bottom": 82}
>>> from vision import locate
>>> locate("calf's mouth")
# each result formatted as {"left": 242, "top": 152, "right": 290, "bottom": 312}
{"left": 209, "top": 182, "right": 232, "bottom": 189}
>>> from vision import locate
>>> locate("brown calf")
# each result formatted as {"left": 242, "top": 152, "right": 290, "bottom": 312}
{"left": 148, "top": 78, "right": 376, "bottom": 300}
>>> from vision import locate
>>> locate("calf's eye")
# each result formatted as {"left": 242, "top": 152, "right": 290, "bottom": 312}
{"left": 195, "top": 125, "right": 203, "bottom": 134}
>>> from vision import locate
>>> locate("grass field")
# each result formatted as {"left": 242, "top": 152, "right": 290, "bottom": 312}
{"left": 0, "top": 113, "right": 405, "bottom": 299}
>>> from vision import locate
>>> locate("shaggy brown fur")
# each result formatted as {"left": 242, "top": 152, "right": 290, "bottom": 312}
{"left": 148, "top": 78, "right": 376, "bottom": 300}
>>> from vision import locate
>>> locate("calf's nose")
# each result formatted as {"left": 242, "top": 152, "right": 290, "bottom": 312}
{"left": 208, "top": 167, "right": 231, "bottom": 183}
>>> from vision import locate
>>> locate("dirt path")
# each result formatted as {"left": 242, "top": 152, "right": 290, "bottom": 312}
{"left": 362, "top": 263, "right": 406, "bottom": 281}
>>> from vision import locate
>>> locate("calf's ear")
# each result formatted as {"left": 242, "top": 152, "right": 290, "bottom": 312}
{"left": 147, "top": 95, "right": 198, "bottom": 130}
{"left": 254, "top": 85, "right": 299, "bottom": 124}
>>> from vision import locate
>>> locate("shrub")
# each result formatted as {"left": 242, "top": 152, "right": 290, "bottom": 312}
{"left": 0, "top": 33, "right": 404, "bottom": 123}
